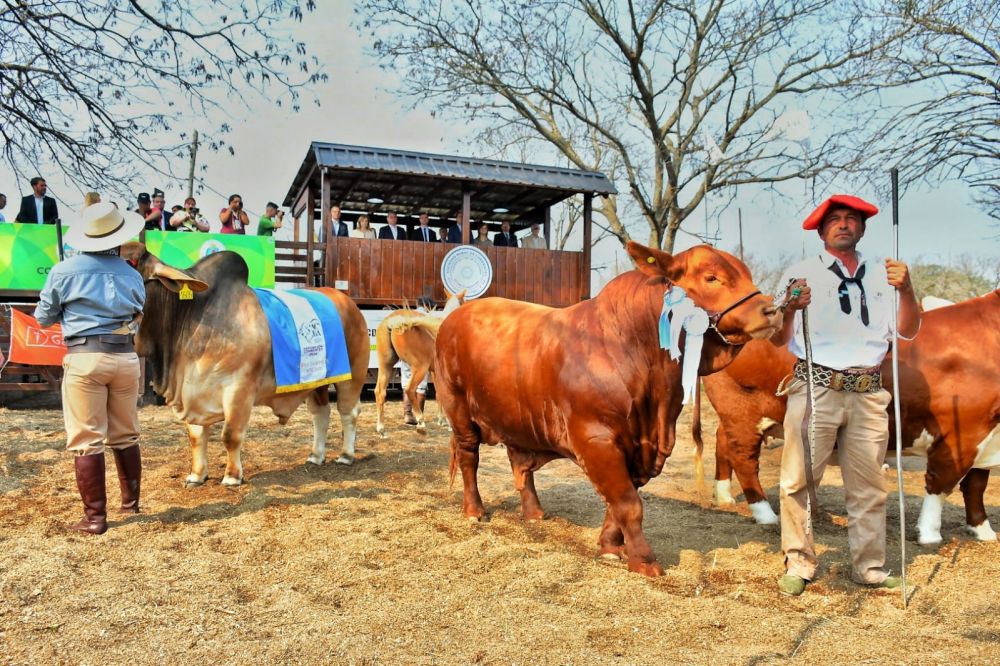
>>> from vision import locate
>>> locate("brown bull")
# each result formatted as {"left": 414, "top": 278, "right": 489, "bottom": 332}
{"left": 121, "top": 243, "right": 370, "bottom": 485}
{"left": 434, "top": 242, "right": 780, "bottom": 576}
{"left": 696, "top": 290, "right": 1000, "bottom": 544}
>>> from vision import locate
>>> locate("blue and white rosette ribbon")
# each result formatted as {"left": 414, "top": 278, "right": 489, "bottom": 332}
{"left": 658, "top": 286, "right": 710, "bottom": 405}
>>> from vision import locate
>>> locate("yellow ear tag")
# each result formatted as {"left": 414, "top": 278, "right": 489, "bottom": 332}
{"left": 179, "top": 284, "right": 194, "bottom": 301}
{"left": 646, "top": 256, "right": 656, "bottom": 263}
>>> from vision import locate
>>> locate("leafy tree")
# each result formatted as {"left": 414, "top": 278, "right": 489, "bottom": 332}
{"left": 358, "top": 0, "right": 909, "bottom": 251}
{"left": 0, "top": 0, "right": 324, "bottom": 193}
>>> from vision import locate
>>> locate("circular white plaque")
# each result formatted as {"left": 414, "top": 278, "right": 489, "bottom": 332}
{"left": 440, "top": 246, "right": 493, "bottom": 299}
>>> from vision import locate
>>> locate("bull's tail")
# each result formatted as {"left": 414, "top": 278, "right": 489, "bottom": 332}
{"left": 692, "top": 380, "right": 706, "bottom": 496}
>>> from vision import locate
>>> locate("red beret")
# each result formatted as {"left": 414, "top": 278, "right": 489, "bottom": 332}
{"left": 802, "top": 195, "right": 879, "bottom": 230}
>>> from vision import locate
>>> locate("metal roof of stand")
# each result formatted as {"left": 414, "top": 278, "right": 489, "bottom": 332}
{"left": 282, "top": 142, "right": 616, "bottom": 223}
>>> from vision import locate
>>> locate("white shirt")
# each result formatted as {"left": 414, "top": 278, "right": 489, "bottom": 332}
{"left": 34, "top": 196, "right": 45, "bottom": 223}
{"left": 779, "top": 250, "right": 907, "bottom": 370}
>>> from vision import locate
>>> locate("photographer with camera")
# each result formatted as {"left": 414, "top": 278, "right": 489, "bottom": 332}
{"left": 170, "top": 196, "right": 210, "bottom": 232}
{"left": 257, "top": 201, "right": 284, "bottom": 237}
{"left": 219, "top": 193, "right": 249, "bottom": 235}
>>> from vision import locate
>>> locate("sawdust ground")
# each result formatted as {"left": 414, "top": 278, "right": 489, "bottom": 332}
{"left": 1, "top": 398, "right": 998, "bottom": 665}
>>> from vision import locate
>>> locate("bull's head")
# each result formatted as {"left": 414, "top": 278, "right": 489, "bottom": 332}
{"left": 627, "top": 241, "right": 779, "bottom": 345}
{"left": 120, "top": 242, "right": 210, "bottom": 294}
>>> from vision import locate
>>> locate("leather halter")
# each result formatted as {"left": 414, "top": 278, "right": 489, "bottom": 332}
{"left": 705, "top": 289, "right": 762, "bottom": 346}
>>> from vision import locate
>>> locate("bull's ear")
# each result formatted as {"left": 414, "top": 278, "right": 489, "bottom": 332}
{"left": 444, "top": 288, "right": 453, "bottom": 300}
{"left": 150, "top": 263, "right": 210, "bottom": 293}
{"left": 455, "top": 289, "right": 467, "bottom": 302}
{"left": 627, "top": 241, "right": 682, "bottom": 284}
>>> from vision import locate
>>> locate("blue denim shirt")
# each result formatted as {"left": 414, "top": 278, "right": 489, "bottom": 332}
{"left": 34, "top": 253, "right": 145, "bottom": 338}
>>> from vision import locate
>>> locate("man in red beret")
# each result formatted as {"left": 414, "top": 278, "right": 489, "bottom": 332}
{"left": 770, "top": 194, "right": 921, "bottom": 596}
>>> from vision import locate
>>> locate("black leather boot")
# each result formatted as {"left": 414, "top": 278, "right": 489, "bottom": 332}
{"left": 68, "top": 454, "right": 108, "bottom": 535}
{"left": 112, "top": 446, "right": 141, "bottom": 514}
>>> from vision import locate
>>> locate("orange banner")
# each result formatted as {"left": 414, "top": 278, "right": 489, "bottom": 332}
{"left": 8, "top": 308, "right": 66, "bottom": 366}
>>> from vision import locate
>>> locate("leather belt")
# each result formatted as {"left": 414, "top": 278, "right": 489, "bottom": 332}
{"left": 64, "top": 334, "right": 134, "bottom": 354}
{"left": 793, "top": 359, "right": 881, "bottom": 393}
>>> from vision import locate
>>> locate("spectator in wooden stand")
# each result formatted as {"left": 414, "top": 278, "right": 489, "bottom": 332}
{"left": 442, "top": 211, "right": 464, "bottom": 244}
{"left": 329, "top": 204, "right": 349, "bottom": 239}
{"left": 472, "top": 222, "right": 491, "bottom": 248}
{"left": 0, "top": 193, "right": 7, "bottom": 222}
{"left": 409, "top": 212, "right": 438, "bottom": 242}
{"left": 521, "top": 222, "right": 548, "bottom": 249}
{"left": 378, "top": 211, "right": 406, "bottom": 240}
{"left": 351, "top": 214, "right": 376, "bottom": 239}
{"left": 493, "top": 220, "right": 518, "bottom": 247}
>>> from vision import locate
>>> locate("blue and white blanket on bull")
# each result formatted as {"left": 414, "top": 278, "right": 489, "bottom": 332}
{"left": 252, "top": 288, "right": 352, "bottom": 393}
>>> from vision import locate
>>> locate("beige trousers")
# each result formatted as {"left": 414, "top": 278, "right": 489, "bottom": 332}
{"left": 62, "top": 352, "right": 141, "bottom": 456}
{"left": 779, "top": 380, "right": 892, "bottom": 584}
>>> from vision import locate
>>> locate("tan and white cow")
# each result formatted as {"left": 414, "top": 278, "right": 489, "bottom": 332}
{"left": 121, "top": 243, "right": 370, "bottom": 485}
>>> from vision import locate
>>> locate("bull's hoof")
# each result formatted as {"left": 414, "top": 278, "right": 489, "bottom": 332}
{"left": 917, "top": 529, "right": 942, "bottom": 546}
{"left": 416, "top": 422, "right": 427, "bottom": 434}
{"left": 306, "top": 454, "right": 325, "bottom": 466}
{"left": 749, "top": 500, "right": 779, "bottom": 525}
{"left": 966, "top": 520, "right": 997, "bottom": 542}
{"left": 334, "top": 455, "right": 354, "bottom": 466}
{"left": 598, "top": 545, "right": 626, "bottom": 562}
{"left": 523, "top": 510, "right": 545, "bottom": 522}
{"left": 220, "top": 475, "right": 243, "bottom": 487}
{"left": 628, "top": 559, "right": 665, "bottom": 577}
{"left": 184, "top": 474, "right": 207, "bottom": 487}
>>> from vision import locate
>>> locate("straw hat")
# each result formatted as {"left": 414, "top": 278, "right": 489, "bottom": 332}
{"left": 64, "top": 201, "right": 145, "bottom": 252}
{"left": 83, "top": 192, "right": 102, "bottom": 207}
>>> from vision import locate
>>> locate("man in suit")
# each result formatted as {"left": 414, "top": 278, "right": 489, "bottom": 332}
{"left": 15, "top": 177, "right": 60, "bottom": 224}
{"left": 493, "top": 220, "right": 518, "bottom": 247}
{"left": 409, "top": 213, "right": 438, "bottom": 242}
{"left": 328, "top": 205, "right": 349, "bottom": 239}
{"left": 378, "top": 212, "right": 405, "bottom": 240}
{"left": 442, "top": 211, "right": 464, "bottom": 244}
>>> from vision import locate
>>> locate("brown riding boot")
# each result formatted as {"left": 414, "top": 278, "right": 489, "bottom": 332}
{"left": 68, "top": 454, "right": 108, "bottom": 535}
{"left": 403, "top": 395, "right": 417, "bottom": 426}
{"left": 112, "top": 446, "right": 141, "bottom": 514}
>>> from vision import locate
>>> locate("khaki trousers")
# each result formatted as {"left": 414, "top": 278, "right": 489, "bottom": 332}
{"left": 779, "top": 381, "right": 892, "bottom": 584}
{"left": 61, "top": 352, "right": 141, "bottom": 456}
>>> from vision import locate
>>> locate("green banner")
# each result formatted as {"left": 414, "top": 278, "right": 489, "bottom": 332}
{"left": 0, "top": 223, "right": 63, "bottom": 290}
{"left": 0, "top": 224, "right": 275, "bottom": 290}
{"left": 144, "top": 231, "right": 275, "bottom": 288}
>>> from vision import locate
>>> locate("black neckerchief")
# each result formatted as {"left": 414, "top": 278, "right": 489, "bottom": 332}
{"left": 828, "top": 260, "right": 869, "bottom": 325}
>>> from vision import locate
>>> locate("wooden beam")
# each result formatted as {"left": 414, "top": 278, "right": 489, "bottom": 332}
{"left": 321, "top": 167, "right": 333, "bottom": 288}
{"left": 305, "top": 185, "right": 315, "bottom": 287}
{"left": 461, "top": 190, "right": 472, "bottom": 245}
{"left": 582, "top": 194, "right": 593, "bottom": 300}
{"left": 543, "top": 206, "right": 552, "bottom": 249}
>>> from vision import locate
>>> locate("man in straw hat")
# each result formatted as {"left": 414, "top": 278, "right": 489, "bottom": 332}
{"left": 34, "top": 201, "right": 146, "bottom": 535}
{"left": 771, "top": 194, "right": 920, "bottom": 595}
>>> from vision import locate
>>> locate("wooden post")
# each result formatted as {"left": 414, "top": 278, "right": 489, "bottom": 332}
{"left": 186, "top": 130, "right": 199, "bottom": 199}
{"left": 461, "top": 190, "right": 472, "bottom": 245}
{"left": 305, "top": 186, "right": 315, "bottom": 288}
{"left": 543, "top": 206, "right": 552, "bottom": 249}
{"left": 321, "top": 168, "right": 332, "bottom": 288}
{"left": 581, "top": 194, "right": 593, "bottom": 300}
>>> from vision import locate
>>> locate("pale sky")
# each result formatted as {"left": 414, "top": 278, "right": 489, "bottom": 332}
{"left": 1, "top": 1, "right": 996, "bottom": 293}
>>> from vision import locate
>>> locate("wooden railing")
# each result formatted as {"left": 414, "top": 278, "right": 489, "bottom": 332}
{"left": 275, "top": 238, "right": 586, "bottom": 307}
